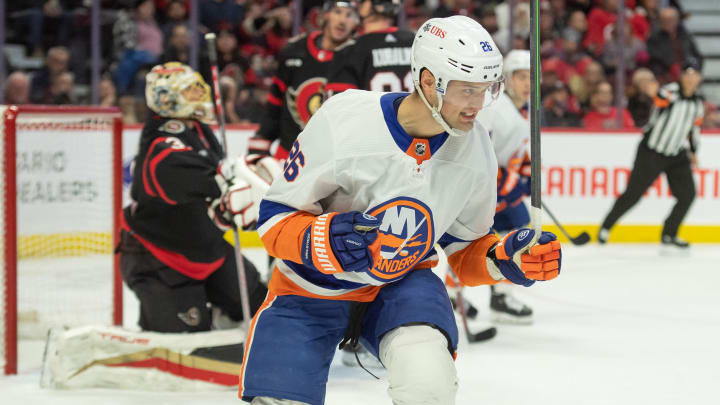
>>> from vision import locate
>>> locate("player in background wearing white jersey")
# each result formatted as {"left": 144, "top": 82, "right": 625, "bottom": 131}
{"left": 238, "top": 16, "right": 562, "bottom": 405}
{"left": 463, "top": 49, "right": 535, "bottom": 324}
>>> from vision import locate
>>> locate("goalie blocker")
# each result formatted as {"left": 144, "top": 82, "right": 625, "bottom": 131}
{"left": 41, "top": 325, "right": 245, "bottom": 390}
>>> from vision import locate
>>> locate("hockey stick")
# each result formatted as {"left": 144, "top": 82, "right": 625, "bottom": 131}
{"left": 528, "top": 0, "right": 543, "bottom": 246}
{"left": 205, "top": 33, "right": 252, "bottom": 330}
{"left": 541, "top": 202, "right": 590, "bottom": 245}
{"left": 447, "top": 269, "right": 497, "bottom": 343}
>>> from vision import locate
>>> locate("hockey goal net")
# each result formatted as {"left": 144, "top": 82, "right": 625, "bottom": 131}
{"left": 0, "top": 106, "right": 123, "bottom": 375}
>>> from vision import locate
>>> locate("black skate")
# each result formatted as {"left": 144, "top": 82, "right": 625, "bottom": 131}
{"left": 450, "top": 297, "right": 479, "bottom": 320}
{"left": 662, "top": 235, "right": 689, "bottom": 248}
{"left": 490, "top": 292, "right": 534, "bottom": 325}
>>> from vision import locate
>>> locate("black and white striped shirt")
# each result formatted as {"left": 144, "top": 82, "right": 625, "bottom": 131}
{"left": 643, "top": 83, "right": 704, "bottom": 156}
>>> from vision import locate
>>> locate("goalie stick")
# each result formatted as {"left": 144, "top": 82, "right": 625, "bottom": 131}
{"left": 205, "top": 33, "right": 251, "bottom": 330}
{"left": 541, "top": 202, "right": 590, "bottom": 246}
{"left": 447, "top": 269, "right": 497, "bottom": 343}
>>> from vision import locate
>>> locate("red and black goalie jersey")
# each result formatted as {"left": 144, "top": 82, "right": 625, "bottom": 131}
{"left": 326, "top": 27, "right": 415, "bottom": 95}
{"left": 255, "top": 31, "right": 345, "bottom": 158}
{"left": 123, "top": 116, "right": 228, "bottom": 278}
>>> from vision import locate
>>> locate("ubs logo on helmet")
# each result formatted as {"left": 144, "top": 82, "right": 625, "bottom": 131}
{"left": 423, "top": 23, "right": 446, "bottom": 38}
{"left": 366, "top": 197, "right": 435, "bottom": 282}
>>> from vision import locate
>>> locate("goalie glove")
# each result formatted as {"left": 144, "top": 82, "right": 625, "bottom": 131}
{"left": 207, "top": 154, "right": 283, "bottom": 230}
{"left": 489, "top": 229, "right": 562, "bottom": 287}
{"left": 208, "top": 174, "right": 255, "bottom": 230}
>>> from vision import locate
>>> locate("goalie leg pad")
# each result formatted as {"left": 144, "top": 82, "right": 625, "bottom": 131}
{"left": 379, "top": 325, "right": 458, "bottom": 405}
{"left": 42, "top": 325, "right": 245, "bottom": 390}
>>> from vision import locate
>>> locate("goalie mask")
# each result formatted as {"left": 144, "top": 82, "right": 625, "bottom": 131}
{"left": 145, "top": 62, "right": 214, "bottom": 122}
{"left": 410, "top": 16, "right": 504, "bottom": 136}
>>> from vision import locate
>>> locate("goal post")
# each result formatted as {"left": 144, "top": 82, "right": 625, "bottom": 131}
{"left": 1, "top": 105, "right": 124, "bottom": 375}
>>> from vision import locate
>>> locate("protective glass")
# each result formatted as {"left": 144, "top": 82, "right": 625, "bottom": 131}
{"left": 442, "top": 77, "right": 505, "bottom": 109}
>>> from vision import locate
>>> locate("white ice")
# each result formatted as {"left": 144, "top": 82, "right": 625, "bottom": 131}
{"left": 2, "top": 243, "right": 719, "bottom": 405}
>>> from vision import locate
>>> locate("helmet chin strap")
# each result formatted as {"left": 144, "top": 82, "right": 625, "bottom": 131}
{"left": 414, "top": 83, "right": 469, "bottom": 137}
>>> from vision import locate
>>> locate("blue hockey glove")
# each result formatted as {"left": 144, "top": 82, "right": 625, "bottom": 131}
{"left": 491, "top": 229, "right": 562, "bottom": 287}
{"left": 301, "top": 211, "right": 380, "bottom": 273}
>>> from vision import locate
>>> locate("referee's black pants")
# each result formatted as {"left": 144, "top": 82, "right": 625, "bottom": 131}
{"left": 601, "top": 142, "right": 696, "bottom": 238}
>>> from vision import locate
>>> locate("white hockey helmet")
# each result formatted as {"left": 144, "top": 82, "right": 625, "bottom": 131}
{"left": 145, "top": 62, "right": 214, "bottom": 123}
{"left": 410, "top": 15, "right": 504, "bottom": 136}
{"left": 503, "top": 49, "right": 530, "bottom": 76}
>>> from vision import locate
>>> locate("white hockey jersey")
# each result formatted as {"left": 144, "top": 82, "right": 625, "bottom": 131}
{"left": 257, "top": 90, "right": 499, "bottom": 300}
{"left": 476, "top": 92, "right": 529, "bottom": 168}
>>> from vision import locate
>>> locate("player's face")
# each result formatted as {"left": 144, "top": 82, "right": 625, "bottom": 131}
{"left": 510, "top": 69, "right": 531, "bottom": 101}
{"left": 325, "top": 6, "right": 357, "bottom": 43}
{"left": 441, "top": 80, "right": 501, "bottom": 131}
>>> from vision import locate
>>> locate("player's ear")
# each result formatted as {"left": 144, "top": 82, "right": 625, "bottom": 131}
{"left": 419, "top": 69, "right": 437, "bottom": 102}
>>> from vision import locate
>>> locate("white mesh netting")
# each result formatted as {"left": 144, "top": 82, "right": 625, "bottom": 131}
{"left": 2, "top": 107, "right": 120, "bottom": 373}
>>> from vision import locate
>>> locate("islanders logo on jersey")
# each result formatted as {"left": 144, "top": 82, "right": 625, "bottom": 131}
{"left": 366, "top": 197, "right": 435, "bottom": 282}
{"left": 287, "top": 77, "right": 326, "bottom": 128}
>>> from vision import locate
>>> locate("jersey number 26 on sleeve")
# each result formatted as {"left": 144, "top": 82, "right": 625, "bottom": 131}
{"left": 283, "top": 140, "right": 305, "bottom": 182}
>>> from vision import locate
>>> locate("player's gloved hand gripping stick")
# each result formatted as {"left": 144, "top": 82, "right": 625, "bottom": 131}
{"left": 490, "top": 229, "right": 561, "bottom": 287}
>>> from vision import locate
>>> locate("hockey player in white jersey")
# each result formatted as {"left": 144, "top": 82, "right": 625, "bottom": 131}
{"left": 240, "top": 16, "right": 562, "bottom": 405}
{"left": 474, "top": 49, "right": 536, "bottom": 324}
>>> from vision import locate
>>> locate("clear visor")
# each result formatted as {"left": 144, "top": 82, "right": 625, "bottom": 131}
{"left": 441, "top": 78, "right": 505, "bottom": 109}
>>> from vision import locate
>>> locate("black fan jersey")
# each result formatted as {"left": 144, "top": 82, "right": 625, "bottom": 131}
{"left": 123, "top": 116, "right": 229, "bottom": 279}
{"left": 326, "top": 27, "right": 415, "bottom": 95}
{"left": 256, "top": 31, "right": 345, "bottom": 157}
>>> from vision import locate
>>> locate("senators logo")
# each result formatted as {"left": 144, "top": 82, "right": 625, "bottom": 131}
{"left": 287, "top": 77, "right": 326, "bottom": 128}
{"left": 366, "top": 197, "right": 434, "bottom": 282}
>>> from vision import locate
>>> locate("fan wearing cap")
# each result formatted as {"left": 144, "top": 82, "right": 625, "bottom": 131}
{"left": 598, "top": 58, "right": 705, "bottom": 248}
{"left": 238, "top": 16, "right": 562, "bottom": 405}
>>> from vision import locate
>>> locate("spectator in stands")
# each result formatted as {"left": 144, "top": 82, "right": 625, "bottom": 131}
{"left": 543, "top": 82, "right": 583, "bottom": 127}
{"left": 113, "top": 0, "right": 164, "bottom": 94}
{"left": 161, "top": 0, "right": 188, "bottom": 44}
{"left": 18, "top": 0, "right": 74, "bottom": 58}
{"left": 636, "top": 0, "right": 660, "bottom": 30}
{"left": 29, "top": 46, "right": 70, "bottom": 104}
{"left": 494, "top": 0, "right": 530, "bottom": 53}
{"left": 570, "top": 59, "right": 606, "bottom": 108}
{"left": 240, "top": 4, "right": 293, "bottom": 56}
{"left": 602, "top": 22, "right": 648, "bottom": 75}
{"left": 99, "top": 77, "right": 118, "bottom": 108}
{"left": 554, "top": 28, "right": 589, "bottom": 68}
{"left": 626, "top": 68, "right": 658, "bottom": 127}
{"left": 478, "top": 6, "right": 499, "bottom": 37}
{"left": 584, "top": 0, "right": 649, "bottom": 56}
{"left": 215, "top": 29, "right": 249, "bottom": 83}
{"left": 566, "top": 0, "right": 593, "bottom": 15}
{"left": 583, "top": 81, "right": 635, "bottom": 129}
{"left": 647, "top": 7, "right": 703, "bottom": 85}
{"left": 46, "top": 71, "right": 74, "bottom": 105}
{"left": 160, "top": 24, "right": 191, "bottom": 65}
{"left": 539, "top": 1, "right": 558, "bottom": 58}
{"left": 4, "top": 71, "right": 31, "bottom": 105}
{"left": 566, "top": 10, "right": 588, "bottom": 43}
{"left": 199, "top": 0, "right": 245, "bottom": 34}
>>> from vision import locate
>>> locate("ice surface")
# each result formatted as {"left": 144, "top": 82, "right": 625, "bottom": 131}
{"left": 3, "top": 244, "right": 719, "bottom": 405}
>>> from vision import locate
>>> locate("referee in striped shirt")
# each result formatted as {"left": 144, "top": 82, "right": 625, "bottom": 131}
{"left": 598, "top": 58, "right": 704, "bottom": 248}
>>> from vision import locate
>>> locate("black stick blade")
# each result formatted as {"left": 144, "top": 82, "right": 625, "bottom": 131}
{"left": 468, "top": 327, "right": 497, "bottom": 343}
{"left": 571, "top": 232, "right": 591, "bottom": 246}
